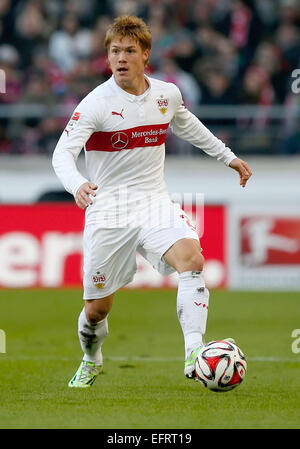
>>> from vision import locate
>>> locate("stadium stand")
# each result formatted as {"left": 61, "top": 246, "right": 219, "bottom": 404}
{"left": 0, "top": 0, "right": 299, "bottom": 156}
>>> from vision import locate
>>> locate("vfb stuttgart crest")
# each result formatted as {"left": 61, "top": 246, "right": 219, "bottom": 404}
{"left": 92, "top": 272, "right": 106, "bottom": 290}
{"left": 156, "top": 97, "right": 169, "bottom": 115}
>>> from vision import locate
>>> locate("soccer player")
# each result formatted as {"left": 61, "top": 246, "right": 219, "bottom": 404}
{"left": 52, "top": 15, "right": 252, "bottom": 388}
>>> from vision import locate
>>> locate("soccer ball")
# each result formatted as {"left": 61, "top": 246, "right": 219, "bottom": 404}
{"left": 195, "top": 340, "right": 247, "bottom": 392}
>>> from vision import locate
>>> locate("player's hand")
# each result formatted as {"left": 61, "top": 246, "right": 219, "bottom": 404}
{"left": 229, "top": 158, "right": 252, "bottom": 188}
{"left": 75, "top": 182, "right": 98, "bottom": 209}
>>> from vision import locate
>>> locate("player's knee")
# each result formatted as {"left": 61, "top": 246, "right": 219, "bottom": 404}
{"left": 85, "top": 305, "right": 109, "bottom": 324}
{"left": 84, "top": 295, "right": 113, "bottom": 324}
{"left": 190, "top": 251, "right": 205, "bottom": 271}
{"left": 180, "top": 251, "right": 205, "bottom": 273}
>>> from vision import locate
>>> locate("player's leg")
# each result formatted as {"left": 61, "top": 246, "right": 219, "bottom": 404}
{"left": 69, "top": 294, "right": 114, "bottom": 388}
{"left": 69, "top": 225, "right": 139, "bottom": 388}
{"left": 162, "top": 238, "right": 204, "bottom": 273}
{"left": 138, "top": 202, "right": 209, "bottom": 379}
{"left": 163, "top": 238, "right": 209, "bottom": 378}
{"left": 79, "top": 295, "right": 114, "bottom": 364}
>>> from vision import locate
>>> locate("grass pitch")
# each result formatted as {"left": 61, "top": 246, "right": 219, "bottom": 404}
{"left": 0, "top": 288, "right": 299, "bottom": 429}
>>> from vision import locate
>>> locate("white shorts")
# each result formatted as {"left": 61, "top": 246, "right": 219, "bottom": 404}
{"left": 83, "top": 201, "right": 200, "bottom": 299}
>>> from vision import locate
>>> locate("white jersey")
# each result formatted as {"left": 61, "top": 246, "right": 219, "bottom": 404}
{"left": 52, "top": 75, "right": 236, "bottom": 225}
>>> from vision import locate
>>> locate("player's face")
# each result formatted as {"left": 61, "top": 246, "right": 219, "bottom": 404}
{"left": 108, "top": 36, "right": 149, "bottom": 93}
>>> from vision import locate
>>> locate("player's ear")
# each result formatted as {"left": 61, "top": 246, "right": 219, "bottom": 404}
{"left": 143, "top": 49, "right": 150, "bottom": 66}
{"left": 106, "top": 44, "right": 113, "bottom": 66}
{"left": 106, "top": 53, "right": 112, "bottom": 71}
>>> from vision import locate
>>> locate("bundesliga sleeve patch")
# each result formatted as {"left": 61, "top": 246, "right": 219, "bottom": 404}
{"left": 64, "top": 111, "right": 82, "bottom": 136}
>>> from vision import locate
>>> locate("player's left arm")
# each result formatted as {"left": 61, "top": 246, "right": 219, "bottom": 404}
{"left": 228, "top": 157, "right": 252, "bottom": 188}
{"left": 169, "top": 84, "right": 252, "bottom": 187}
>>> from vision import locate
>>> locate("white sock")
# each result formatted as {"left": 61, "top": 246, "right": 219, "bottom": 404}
{"left": 177, "top": 271, "right": 209, "bottom": 359}
{"left": 78, "top": 307, "right": 108, "bottom": 365}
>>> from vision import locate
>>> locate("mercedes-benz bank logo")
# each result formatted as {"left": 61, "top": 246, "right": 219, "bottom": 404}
{"left": 111, "top": 131, "right": 129, "bottom": 149}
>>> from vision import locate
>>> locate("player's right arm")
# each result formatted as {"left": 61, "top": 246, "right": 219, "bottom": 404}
{"left": 52, "top": 96, "right": 100, "bottom": 209}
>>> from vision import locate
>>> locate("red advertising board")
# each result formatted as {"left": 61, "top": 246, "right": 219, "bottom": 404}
{"left": 241, "top": 216, "right": 300, "bottom": 266}
{"left": 0, "top": 204, "right": 227, "bottom": 289}
{"left": 228, "top": 203, "right": 300, "bottom": 290}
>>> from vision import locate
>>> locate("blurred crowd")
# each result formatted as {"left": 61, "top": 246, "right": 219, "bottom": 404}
{"left": 0, "top": 0, "right": 299, "bottom": 155}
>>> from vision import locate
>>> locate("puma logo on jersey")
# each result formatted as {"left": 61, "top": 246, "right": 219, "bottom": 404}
{"left": 112, "top": 108, "right": 124, "bottom": 119}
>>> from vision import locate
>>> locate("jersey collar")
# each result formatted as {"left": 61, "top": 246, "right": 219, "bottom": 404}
{"left": 111, "top": 75, "right": 151, "bottom": 102}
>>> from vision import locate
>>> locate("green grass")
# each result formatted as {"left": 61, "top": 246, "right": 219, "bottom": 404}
{"left": 0, "top": 288, "right": 300, "bottom": 429}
